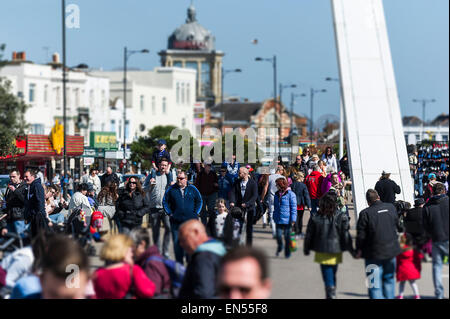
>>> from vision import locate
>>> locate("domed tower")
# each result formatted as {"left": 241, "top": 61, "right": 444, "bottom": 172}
{"left": 159, "top": 4, "right": 224, "bottom": 107}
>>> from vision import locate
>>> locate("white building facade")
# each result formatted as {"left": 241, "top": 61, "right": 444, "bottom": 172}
{"left": 0, "top": 55, "right": 110, "bottom": 146}
{"left": 92, "top": 67, "right": 197, "bottom": 140}
{"left": 404, "top": 125, "right": 449, "bottom": 145}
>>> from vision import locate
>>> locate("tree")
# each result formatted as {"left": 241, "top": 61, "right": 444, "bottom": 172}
{"left": 0, "top": 71, "right": 30, "bottom": 157}
{"left": 130, "top": 125, "right": 199, "bottom": 171}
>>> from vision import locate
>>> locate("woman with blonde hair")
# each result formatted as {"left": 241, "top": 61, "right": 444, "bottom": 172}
{"left": 92, "top": 234, "right": 156, "bottom": 299}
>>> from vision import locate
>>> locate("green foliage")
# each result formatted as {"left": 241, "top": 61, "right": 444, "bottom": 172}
{"left": 0, "top": 77, "right": 30, "bottom": 157}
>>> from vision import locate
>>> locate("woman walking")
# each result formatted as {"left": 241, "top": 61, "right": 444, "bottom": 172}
{"left": 322, "top": 146, "right": 338, "bottom": 173}
{"left": 98, "top": 182, "right": 119, "bottom": 234}
{"left": 273, "top": 178, "right": 297, "bottom": 259}
{"left": 291, "top": 172, "right": 311, "bottom": 238}
{"left": 116, "top": 177, "right": 150, "bottom": 235}
{"left": 303, "top": 193, "right": 354, "bottom": 299}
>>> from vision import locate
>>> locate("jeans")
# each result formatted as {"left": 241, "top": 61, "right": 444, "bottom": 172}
{"left": 268, "top": 196, "right": 276, "bottom": 236}
{"left": 275, "top": 224, "right": 291, "bottom": 258}
{"left": 48, "top": 213, "right": 65, "bottom": 224}
{"left": 200, "top": 193, "right": 218, "bottom": 227}
{"left": 432, "top": 241, "right": 449, "bottom": 299}
{"left": 320, "top": 264, "right": 338, "bottom": 287}
{"left": 170, "top": 220, "right": 187, "bottom": 265}
{"left": 416, "top": 173, "right": 424, "bottom": 197}
{"left": 7, "top": 220, "right": 29, "bottom": 239}
{"left": 365, "top": 258, "right": 396, "bottom": 299}
{"left": 150, "top": 208, "right": 171, "bottom": 258}
{"left": 310, "top": 199, "right": 319, "bottom": 216}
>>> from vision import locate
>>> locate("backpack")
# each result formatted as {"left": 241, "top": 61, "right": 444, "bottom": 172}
{"left": 146, "top": 256, "right": 186, "bottom": 297}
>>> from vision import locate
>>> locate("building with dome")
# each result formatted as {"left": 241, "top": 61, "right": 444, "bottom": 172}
{"left": 159, "top": 4, "right": 224, "bottom": 107}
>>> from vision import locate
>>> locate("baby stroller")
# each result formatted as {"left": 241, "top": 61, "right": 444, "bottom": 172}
{"left": 222, "top": 207, "right": 247, "bottom": 250}
{"left": 65, "top": 204, "right": 96, "bottom": 256}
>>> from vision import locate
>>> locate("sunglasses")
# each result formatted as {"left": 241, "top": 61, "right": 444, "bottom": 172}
{"left": 177, "top": 177, "right": 186, "bottom": 180}
{"left": 218, "top": 285, "right": 252, "bottom": 296}
{"left": 129, "top": 181, "right": 137, "bottom": 185}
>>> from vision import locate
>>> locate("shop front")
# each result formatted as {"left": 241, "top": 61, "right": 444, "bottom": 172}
{"left": 0, "top": 135, "right": 84, "bottom": 181}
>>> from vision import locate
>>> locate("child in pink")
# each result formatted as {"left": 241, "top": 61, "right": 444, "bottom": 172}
{"left": 396, "top": 233, "right": 423, "bottom": 299}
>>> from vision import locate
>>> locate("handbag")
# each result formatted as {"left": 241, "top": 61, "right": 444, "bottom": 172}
{"left": 123, "top": 264, "right": 136, "bottom": 299}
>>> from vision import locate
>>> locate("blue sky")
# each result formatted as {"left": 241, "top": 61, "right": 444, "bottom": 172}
{"left": 0, "top": 0, "right": 448, "bottom": 124}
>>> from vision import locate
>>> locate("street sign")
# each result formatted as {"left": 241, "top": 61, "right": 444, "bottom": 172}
{"left": 122, "top": 159, "right": 127, "bottom": 164}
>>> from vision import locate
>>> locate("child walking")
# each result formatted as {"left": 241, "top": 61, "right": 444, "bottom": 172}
{"left": 396, "top": 233, "right": 423, "bottom": 299}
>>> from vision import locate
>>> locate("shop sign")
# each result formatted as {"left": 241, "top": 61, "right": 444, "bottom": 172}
{"left": 90, "top": 132, "right": 118, "bottom": 150}
{"left": 82, "top": 147, "right": 105, "bottom": 158}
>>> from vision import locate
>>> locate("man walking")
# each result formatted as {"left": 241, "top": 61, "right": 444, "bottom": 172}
{"left": 260, "top": 166, "right": 286, "bottom": 237}
{"left": 23, "top": 170, "right": 49, "bottom": 238}
{"left": 147, "top": 159, "right": 173, "bottom": 259}
{"left": 178, "top": 220, "right": 226, "bottom": 299}
{"left": 1, "top": 170, "right": 28, "bottom": 238}
{"left": 355, "top": 189, "right": 402, "bottom": 299}
{"left": 374, "top": 171, "right": 401, "bottom": 204}
{"left": 100, "top": 166, "right": 120, "bottom": 188}
{"left": 195, "top": 162, "right": 219, "bottom": 228}
{"left": 163, "top": 171, "right": 203, "bottom": 264}
{"left": 304, "top": 165, "right": 324, "bottom": 216}
{"left": 422, "top": 183, "right": 449, "bottom": 299}
{"left": 81, "top": 168, "right": 101, "bottom": 195}
{"left": 229, "top": 167, "right": 258, "bottom": 246}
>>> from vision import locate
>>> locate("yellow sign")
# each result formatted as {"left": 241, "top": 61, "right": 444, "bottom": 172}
{"left": 50, "top": 120, "right": 64, "bottom": 155}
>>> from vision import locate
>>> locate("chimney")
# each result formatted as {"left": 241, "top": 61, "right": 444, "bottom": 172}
{"left": 12, "top": 51, "right": 17, "bottom": 61}
{"left": 17, "top": 52, "right": 26, "bottom": 61}
{"left": 52, "top": 52, "right": 60, "bottom": 64}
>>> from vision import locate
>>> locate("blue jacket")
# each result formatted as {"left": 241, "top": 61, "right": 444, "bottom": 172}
{"left": 291, "top": 181, "right": 311, "bottom": 208}
{"left": 163, "top": 184, "right": 203, "bottom": 223}
{"left": 218, "top": 175, "right": 233, "bottom": 200}
{"left": 223, "top": 161, "right": 240, "bottom": 184}
{"left": 273, "top": 189, "right": 297, "bottom": 225}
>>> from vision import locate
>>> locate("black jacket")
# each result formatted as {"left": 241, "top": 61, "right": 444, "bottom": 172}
{"left": 100, "top": 173, "right": 120, "bottom": 188}
{"left": 24, "top": 178, "right": 46, "bottom": 223}
{"left": 116, "top": 190, "right": 150, "bottom": 228}
{"left": 5, "top": 181, "right": 27, "bottom": 222}
{"left": 304, "top": 210, "right": 353, "bottom": 255}
{"left": 404, "top": 207, "right": 430, "bottom": 246}
{"left": 356, "top": 201, "right": 402, "bottom": 260}
{"left": 229, "top": 178, "right": 258, "bottom": 210}
{"left": 374, "top": 178, "right": 401, "bottom": 204}
{"left": 290, "top": 162, "right": 308, "bottom": 177}
{"left": 178, "top": 239, "right": 225, "bottom": 299}
{"left": 339, "top": 157, "right": 350, "bottom": 178}
{"left": 291, "top": 181, "right": 311, "bottom": 208}
{"left": 423, "top": 194, "right": 449, "bottom": 243}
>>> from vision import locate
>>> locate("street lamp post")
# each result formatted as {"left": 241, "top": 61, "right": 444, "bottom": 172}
{"left": 62, "top": 0, "right": 68, "bottom": 200}
{"left": 255, "top": 55, "right": 277, "bottom": 157}
{"left": 325, "top": 77, "right": 344, "bottom": 158}
{"left": 290, "top": 92, "right": 307, "bottom": 162}
{"left": 412, "top": 98, "right": 436, "bottom": 142}
{"left": 310, "top": 88, "right": 327, "bottom": 145}
{"left": 123, "top": 47, "right": 149, "bottom": 173}
{"left": 279, "top": 84, "right": 297, "bottom": 157}
{"left": 221, "top": 67, "right": 242, "bottom": 133}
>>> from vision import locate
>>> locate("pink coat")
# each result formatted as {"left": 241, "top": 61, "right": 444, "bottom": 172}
{"left": 396, "top": 248, "right": 423, "bottom": 282}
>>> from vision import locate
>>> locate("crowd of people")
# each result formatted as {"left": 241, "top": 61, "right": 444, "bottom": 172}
{"left": 0, "top": 141, "right": 448, "bottom": 300}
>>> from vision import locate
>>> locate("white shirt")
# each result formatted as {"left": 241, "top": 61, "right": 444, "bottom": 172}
{"left": 215, "top": 212, "right": 228, "bottom": 238}
{"left": 240, "top": 179, "right": 249, "bottom": 198}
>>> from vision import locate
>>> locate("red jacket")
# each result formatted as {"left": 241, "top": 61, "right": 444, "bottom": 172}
{"left": 305, "top": 171, "right": 324, "bottom": 199}
{"left": 93, "top": 264, "right": 156, "bottom": 299}
{"left": 396, "top": 247, "right": 423, "bottom": 282}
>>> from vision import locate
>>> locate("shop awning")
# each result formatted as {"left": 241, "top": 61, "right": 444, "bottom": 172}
{"left": 0, "top": 135, "right": 84, "bottom": 160}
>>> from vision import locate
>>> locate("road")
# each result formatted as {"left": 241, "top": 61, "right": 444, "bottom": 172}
{"left": 89, "top": 206, "right": 449, "bottom": 299}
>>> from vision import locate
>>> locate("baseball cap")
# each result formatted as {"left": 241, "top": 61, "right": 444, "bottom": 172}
{"left": 158, "top": 139, "right": 167, "bottom": 145}
{"left": 428, "top": 173, "right": 436, "bottom": 179}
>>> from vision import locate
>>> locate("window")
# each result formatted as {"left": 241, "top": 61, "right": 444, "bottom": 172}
{"left": 31, "top": 124, "right": 45, "bottom": 135}
{"left": 140, "top": 95, "right": 145, "bottom": 112}
{"left": 176, "top": 83, "right": 180, "bottom": 104}
{"left": 125, "top": 120, "right": 130, "bottom": 140}
{"left": 181, "top": 83, "right": 185, "bottom": 104}
{"left": 265, "top": 112, "right": 277, "bottom": 124}
{"left": 173, "top": 61, "right": 183, "bottom": 68}
{"left": 102, "top": 90, "right": 106, "bottom": 108}
{"left": 29, "top": 83, "right": 36, "bottom": 102}
{"left": 152, "top": 96, "right": 156, "bottom": 115}
{"left": 200, "top": 62, "right": 211, "bottom": 96}
{"left": 111, "top": 120, "right": 116, "bottom": 132}
{"left": 162, "top": 97, "right": 167, "bottom": 114}
{"left": 415, "top": 134, "right": 420, "bottom": 142}
{"left": 181, "top": 118, "right": 186, "bottom": 128}
{"left": 186, "top": 83, "right": 190, "bottom": 104}
{"left": 101, "top": 123, "right": 105, "bottom": 131}
{"left": 55, "top": 86, "right": 61, "bottom": 109}
{"left": 443, "top": 135, "right": 448, "bottom": 142}
{"left": 74, "top": 88, "right": 80, "bottom": 107}
{"left": 44, "top": 85, "right": 48, "bottom": 104}
{"left": 119, "top": 121, "right": 122, "bottom": 139}
{"left": 89, "top": 90, "right": 94, "bottom": 107}
{"left": 66, "top": 88, "right": 71, "bottom": 109}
